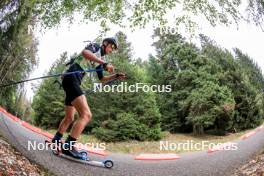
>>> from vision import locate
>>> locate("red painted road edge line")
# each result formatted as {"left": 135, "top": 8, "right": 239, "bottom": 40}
{"left": 240, "top": 131, "right": 257, "bottom": 140}
{"left": 0, "top": 107, "right": 7, "bottom": 113}
{"left": 240, "top": 125, "right": 264, "bottom": 140}
{"left": 0, "top": 106, "right": 108, "bottom": 156}
{"left": 20, "top": 121, "right": 42, "bottom": 134}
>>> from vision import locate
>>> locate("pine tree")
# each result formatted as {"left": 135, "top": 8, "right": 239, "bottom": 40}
{"left": 32, "top": 53, "right": 67, "bottom": 128}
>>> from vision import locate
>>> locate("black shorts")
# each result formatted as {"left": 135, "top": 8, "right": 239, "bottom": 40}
{"left": 62, "top": 64, "right": 84, "bottom": 106}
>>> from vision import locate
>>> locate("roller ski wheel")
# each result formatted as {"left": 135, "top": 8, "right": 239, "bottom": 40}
{"left": 104, "top": 159, "right": 114, "bottom": 169}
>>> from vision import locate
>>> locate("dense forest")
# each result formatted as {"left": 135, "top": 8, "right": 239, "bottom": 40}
{"left": 31, "top": 31, "right": 264, "bottom": 141}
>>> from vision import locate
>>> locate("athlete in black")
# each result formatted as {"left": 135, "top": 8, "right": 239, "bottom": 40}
{"left": 52, "top": 38, "right": 125, "bottom": 159}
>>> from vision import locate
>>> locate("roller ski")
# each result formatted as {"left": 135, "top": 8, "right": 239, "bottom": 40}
{"left": 45, "top": 139, "right": 114, "bottom": 169}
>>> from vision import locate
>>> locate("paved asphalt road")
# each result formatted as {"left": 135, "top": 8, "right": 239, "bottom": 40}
{"left": 1, "top": 112, "right": 264, "bottom": 176}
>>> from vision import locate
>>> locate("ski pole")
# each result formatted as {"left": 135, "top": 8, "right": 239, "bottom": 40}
{"left": 0, "top": 68, "right": 103, "bottom": 88}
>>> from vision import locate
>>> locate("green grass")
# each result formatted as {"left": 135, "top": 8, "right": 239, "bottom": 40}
{"left": 46, "top": 129, "right": 249, "bottom": 154}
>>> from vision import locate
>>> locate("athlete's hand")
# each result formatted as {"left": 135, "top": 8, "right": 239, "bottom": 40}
{"left": 103, "top": 63, "right": 114, "bottom": 73}
{"left": 115, "top": 73, "right": 126, "bottom": 80}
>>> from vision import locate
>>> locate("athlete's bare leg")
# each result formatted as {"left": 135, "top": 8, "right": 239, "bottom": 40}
{"left": 70, "top": 95, "right": 92, "bottom": 139}
{"left": 57, "top": 106, "right": 76, "bottom": 134}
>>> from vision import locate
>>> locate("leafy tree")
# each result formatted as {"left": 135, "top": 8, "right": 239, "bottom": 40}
{"left": 0, "top": 0, "right": 38, "bottom": 114}
{"left": 246, "top": 0, "right": 264, "bottom": 28}
{"left": 34, "top": 0, "right": 264, "bottom": 32}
